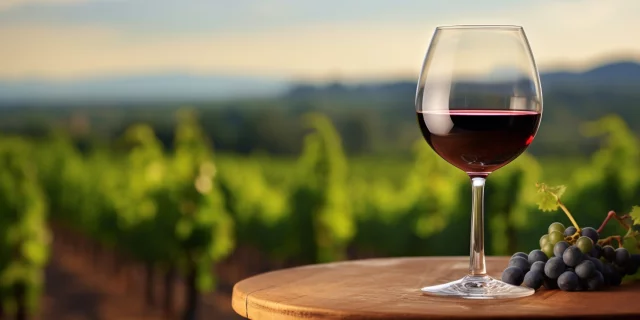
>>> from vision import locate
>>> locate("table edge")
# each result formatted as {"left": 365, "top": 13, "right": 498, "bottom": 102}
{"left": 231, "top": 256, "right": 640, "bottom": 319}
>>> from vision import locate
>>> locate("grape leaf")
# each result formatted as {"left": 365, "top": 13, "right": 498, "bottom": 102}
{"left": 622, "top": 232, "right": 640, "bottom": 282}
{"left": 622, "top": 230, "right": 639, "bottom": 251}
{"left": 629, "top": 206, "right": 640, "bottom": 226}
{"left": 535, "top": 183, "right": 566, "bottom": 212}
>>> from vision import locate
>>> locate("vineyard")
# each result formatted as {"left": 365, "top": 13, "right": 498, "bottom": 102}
{"left": 0, "top": 109, "right": 639, "bottom": 319}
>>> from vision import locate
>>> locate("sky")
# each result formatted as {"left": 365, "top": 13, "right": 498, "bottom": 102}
{"left": 0, "top": 0, "right": 639, "bottom": 82}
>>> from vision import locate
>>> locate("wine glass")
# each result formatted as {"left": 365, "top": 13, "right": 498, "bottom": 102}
{"left": 415, "top": 25, "right": 542, "bottom": 299}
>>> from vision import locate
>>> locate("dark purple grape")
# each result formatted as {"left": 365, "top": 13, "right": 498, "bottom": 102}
{"left": 625, "top": 260, "right": 639, "bottom": 276}
{"left": 580, "top": 227, "right": 599, "bottom": 243}
{"left": 528, "top": 249, "right": 548, "bottom": 264}
{"left": 544, "top": 257, "right": 566, "bottom": 279}
{"left": 589, "top": 257, "right": 604, "bottom": 273}
{"left": 554, "top": 241, "right": 570, "bottom": 258}
{"left": 589, "top": 244, "right": 603, "bottom": 259}
{"left": 609, "top": 269, "right": 622, "bottom": 286}
{"left": 509, "top": 256, "right": 530, "bottom": 273}
{"left": 530, "top": 261, "right": 545, "bottom": 274}
{"left": 615, "top": 248, "right": 630, "bottom": 266}
{"left": 587, "top": 271, "right": 604, "bottom": 291}
{"left": 523, "top": 271, "right": 544, "bottom": 289}
{"left": 543, "top": 276, "right": 558, "bottom": 289}
{"left": 603, "top": 245, "right": 616, "bottom": 262}
{"left": 502, "top": 266, "right": 525, "bottom": 286}
{"left": 558, "top": 271, "right": 579, "bottom": 291}
{"left": 511, "top": 252, "right": 529, "bottom": 261}
{"left": 613, "top": 264, "right": 626, "bottom": 277}
{"left": 628, "top": 254, "right": 640, "bottom": 275}
{"left": 563, "top": 246, "right": 584, "bottom": 267}
{"left": 602, "top": 263, "right": 615, "bottom": 285}
{"left": 576, "top": 279, "right": 587, "bottom": 291}
{"left": 564, "top": 226, "right": 577, "bottom": 237}
{"left": 575, "top": 260, "right": 596, "bottom": 279}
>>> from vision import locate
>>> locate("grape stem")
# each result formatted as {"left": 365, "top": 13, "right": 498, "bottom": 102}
{"left": 536, "top": 183, "right": 581, "bottom": 231}
{"left": 557, "top": 201, "right": 581, "bottom": 232}
{"left": 598, "top": 235, "right": 623, "bottom": 248}
{"left": 566, "top": 232, "right": 581, "bottom": 244}
{"left": 596, "top": 210, "right": 631, "bottom": 233}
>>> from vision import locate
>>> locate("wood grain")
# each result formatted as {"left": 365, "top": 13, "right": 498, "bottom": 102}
{"left": 232, "top": 257, "right": 640, "bottom": 319}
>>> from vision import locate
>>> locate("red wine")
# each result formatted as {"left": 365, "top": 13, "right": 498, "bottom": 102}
{"left": 417, "top": 110, "right": 541, "bottom": 176}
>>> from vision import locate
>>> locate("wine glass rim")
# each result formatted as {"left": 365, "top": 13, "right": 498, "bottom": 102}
{"left": 436, "top": 25, "right": 523, "bottom": 30}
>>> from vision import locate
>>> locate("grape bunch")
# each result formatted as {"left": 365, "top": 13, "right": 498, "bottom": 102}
{"left": 502, "top": 222, "right": 640, "bottom": 291}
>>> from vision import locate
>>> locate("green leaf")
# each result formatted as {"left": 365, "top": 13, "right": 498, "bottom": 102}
{"left": 623, "top": 233, "right": 640, "bottom": 281}
{"left": 536, "top": 183, "right": 566, "bottom": 212}
{"left": 196, "top": 263, "right": 216, "bottom": 292}
{"left": 175, "top": 219, "right": 193, "bottom": 240}
{"left": 623, "top": 232, "right": 640, "bottom": 255}
{"left": 629, "top": 206, "right": 640, "bottom": 226}
{"left": 22, "top": 241, "right": 48, "bottom": 266}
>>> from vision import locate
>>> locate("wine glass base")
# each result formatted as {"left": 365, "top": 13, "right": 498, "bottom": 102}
{"left": 421, "top": 275, "right": 534, "bottom": 299}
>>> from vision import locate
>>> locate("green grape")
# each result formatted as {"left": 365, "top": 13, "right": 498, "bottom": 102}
{"left": 576, "top": 236, "right": 594, "bottom": 254}
{"left": 548, "top": 230, "right": 564, "bottom": 245}
{"left": 540, "top": 234, "right": 550, "bottom": 248}
{"left": 548, "top": 222, "right": 566, "bottom": 234}
{"left": 542, "top": 242, "right": 555, "bottom": 258}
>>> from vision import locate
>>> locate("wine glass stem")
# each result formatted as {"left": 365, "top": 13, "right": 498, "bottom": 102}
{"left": 469, "top": 177, "right": 487, "bottom": 276}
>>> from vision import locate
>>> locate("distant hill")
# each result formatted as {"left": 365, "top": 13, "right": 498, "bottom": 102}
{"left": 0, "top": 61, "right": 638, "bottom": 105}
{"left": 0, "top": 74, "right": 290, "bottom": 105}
{"left": 541, "top": 61, "right": 640, "bottom": 88}
{"left": 285, "top": 61, "right": 640, "bottom": 99}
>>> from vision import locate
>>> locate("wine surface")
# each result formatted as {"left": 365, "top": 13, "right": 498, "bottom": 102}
{"left": 417, "top": 109, "right": 541, "bottom": 176}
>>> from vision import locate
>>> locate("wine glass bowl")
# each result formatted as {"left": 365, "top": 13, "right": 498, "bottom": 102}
{"left": 415, "top": 25, "right": 542, "bottom": 299}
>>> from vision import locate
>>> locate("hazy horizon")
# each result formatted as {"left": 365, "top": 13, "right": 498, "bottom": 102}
{"left": 0, "top": 58, "right": 638, "bottom": 104}
{"left": 0, "top": 55, "right": 638, "bottom": 84}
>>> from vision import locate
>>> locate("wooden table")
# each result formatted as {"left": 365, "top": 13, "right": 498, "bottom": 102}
{"left": 232, "top": 256, "right": 640, "bottom": 319}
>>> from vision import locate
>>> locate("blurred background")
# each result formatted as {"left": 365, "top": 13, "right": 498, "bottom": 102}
{"left": 0, "top": 0, "right": 640, "bottom": 319}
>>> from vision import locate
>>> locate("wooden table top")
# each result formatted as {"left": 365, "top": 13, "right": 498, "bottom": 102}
{"left": 232, "top": 256, "right": 640, "bottom": 319}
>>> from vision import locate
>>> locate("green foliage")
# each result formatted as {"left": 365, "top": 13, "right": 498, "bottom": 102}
{"left": 623, "top": 223, "right": 640, "bottom": 281}
{"left": 624, "top": 208, "right": 640, "bottom": 256}
{"left": 0, "top": 137, "right": 49, "bottom": 315}
{"left": 217, "top": 160, "right": 290, "bottom": 258}
{"left": 630, "top": 206, "right": 640, "bottom": 225}
{"left": 405, "top": 141, "right": 462, "bottom": 238}
{"left": 35, "top": 109, "right": 235, "bottom": 295}
{"left": 486, "top": 153, "right": 542, "bottom": 254}
{"left": 350, "top": 140, "right": 464, "bottom": 257}
{"left": 289, "top": 113, "right": 353, "bottom": 262}
{"left": 167, "top": 110, "right": 234, "bottom": 290}
{"left": 567, "top": 115, "right": 640, "bottom": 228}
{"left": 117, "top": 124, "right": 170, "bottom": 263}
{"left": 535, "top": 183, "right": 566, "bottom": 212}
{"left": 7, "top": 108, "right": 640, "bottom": 312}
